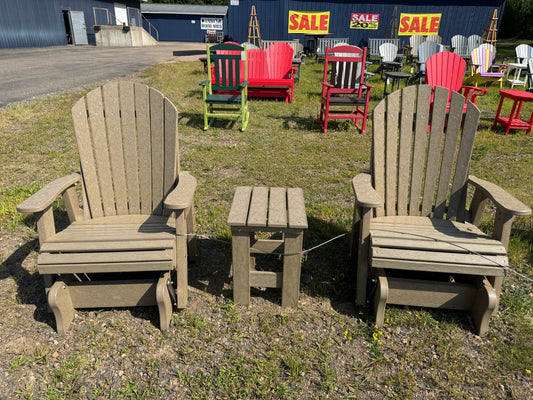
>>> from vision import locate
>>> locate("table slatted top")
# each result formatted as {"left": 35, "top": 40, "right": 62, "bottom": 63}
{"left": 227, "top": 186, "right": 307, "bottom": 229}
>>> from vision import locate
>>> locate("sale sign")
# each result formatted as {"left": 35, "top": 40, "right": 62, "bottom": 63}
{"left": 288, "top": 11, "right": 330, "bottom": 34}
{"left": 398, "top": 13, "right": 441, "bottom": 36}
{"left": 350, "top": 13, "right": 379, "bottom": 30}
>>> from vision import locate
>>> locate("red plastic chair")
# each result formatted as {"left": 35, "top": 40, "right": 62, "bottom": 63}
{"left": 426, "top": 51, "right": 487, "bottom": 113}
{"left": 318, "top": 45, "right": 373, "bottom": 133}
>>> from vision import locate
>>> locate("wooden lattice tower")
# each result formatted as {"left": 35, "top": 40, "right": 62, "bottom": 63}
{"left": 248, "top": 5, "right": 261, "bottom": 48}
{"left": 483, "top": 9, "right": 499, "bottom": 45}
{"left": 385, "top": 6, "right": 399, "bottom": 39}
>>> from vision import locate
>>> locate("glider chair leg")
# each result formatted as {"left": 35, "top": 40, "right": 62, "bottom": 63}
{"left": 185, "top": 203, "right": 197, "bottom": 263}
{"left": 373, "top": 269, "right": 389, "bottom": 328}
{"left": 156, "top": 272, "right": 173, "bottom": 331}
{"left": 471, "top": 277, "right": 498, "bottom": 337}
{"left": 48, "top": 280, "right": 75, "bottom": 335}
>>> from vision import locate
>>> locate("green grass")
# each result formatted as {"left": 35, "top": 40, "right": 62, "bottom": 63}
{"left": 0, "top": 39, "right": 532, "bottom": 398}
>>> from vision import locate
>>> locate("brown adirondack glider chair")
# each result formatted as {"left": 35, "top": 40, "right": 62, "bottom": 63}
{"left": 351, "top": 85, "right": 531, "bottom": 336}
{"left": 17, "top": 82, "right": 197, "bottom": 334}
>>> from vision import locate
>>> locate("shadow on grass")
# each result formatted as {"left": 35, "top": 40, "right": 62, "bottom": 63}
{"left": 1, "top": 236, "right": 55, "bottom": 330}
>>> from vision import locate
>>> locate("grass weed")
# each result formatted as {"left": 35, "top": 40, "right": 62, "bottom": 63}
{"left": 0, "top": 39, "right": 532, "bottom": 398}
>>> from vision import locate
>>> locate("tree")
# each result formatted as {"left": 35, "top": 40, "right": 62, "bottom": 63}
{"left": 500, "top": 0, "right": 533, "bottom": 38}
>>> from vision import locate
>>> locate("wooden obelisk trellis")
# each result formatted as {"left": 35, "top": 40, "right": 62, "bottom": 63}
{"left": 248, "top": 5, "right": 261, "bottom": 48}
{"left": 385, "top": 6, "right": 399, "bottom": 39}
{"left": 483, "top": 9, "right": 499, "bottom": 45}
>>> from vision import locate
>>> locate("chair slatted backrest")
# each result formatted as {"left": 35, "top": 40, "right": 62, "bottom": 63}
{"left": 418, "top": 41, "right": 443, "bottom": 72}
{"left": 371, "top": 85, "right": 480, "bottom": 222}
{"left": 451, "top": 35, "right": 468, "bottom": 58}
{"left": 471, "top": 47, "right": 494, "bottom": 73}
{"left": 515, "top": 44, "right": 533, "bottom": 64}
{"left": 467, "top": 34, "right": 483, "bottom": 55}
{"left": 265, "top": 42, "right": 294, "bottom": 79}
{"left": 479, "top": 43, "right": 496, "bottom": 57}
{"left": 379, "top": 43, "right": 399, "bottom": 63}
{"left": 317, "top": 37, "right": 349, "bottom": 56}
{"left": 426, "top": 52, "right": 466, "bottom": 92}
{"left": 208, "top": 42, "right": 246, "bottom": 91}
{"left": 426, "top": 34, "right": 442, "bottom": 44}
{"left": 368, "top": 38, "right": 400, "bottom": 57}
{"left": 71, "top": 82, "right": 179, "bottom": 218}
{"left": 324, "top": 45, "right": 366, "bottom": 89}
{"left": 410, "top": 35, "right": 426, "bottom": 58}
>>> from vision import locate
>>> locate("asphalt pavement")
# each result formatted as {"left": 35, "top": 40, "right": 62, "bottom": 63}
{"left": 0, "top": 42, "right": 206, "bottom": 108}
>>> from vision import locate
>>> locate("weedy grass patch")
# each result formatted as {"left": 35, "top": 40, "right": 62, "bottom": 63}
{"left": 0, "top": 39, "right": 531, "bottom": 398}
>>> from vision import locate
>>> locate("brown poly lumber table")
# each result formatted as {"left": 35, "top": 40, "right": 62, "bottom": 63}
{"left": 493, "top": 89, "right": 533, "bottom": 135}
{"left": 227, "top": 187, "right": 308, "bottom": 307}
{"left": 383, "top": 71, "right": 411, "bottom": 96}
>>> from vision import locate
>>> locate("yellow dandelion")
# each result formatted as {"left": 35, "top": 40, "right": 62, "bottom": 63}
{"left": 493, "top": 337, "right": 497, "bottom": 341}
{"left": 385, "top": 318, "right": 389, "bottom": 324}
{"left": 373, "top": 332, "right": 378, "bottom": 341}
{"left": 378, "top": 331, "right": 383, "bottom": 335}
{"left": 526, "top": 369, "right": 531, "bottom": 374}
{"left": 349, "top": 337, "right": 352, "bottom": 341}
{"left": 344, "top": 330, "right": 348, "bottom": 336}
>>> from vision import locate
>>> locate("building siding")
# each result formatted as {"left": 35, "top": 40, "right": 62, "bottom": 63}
{"left": 227, "top": 0, "right": 506, "bottom": 47}
{"left": 143, "top": 13, "right": 227, "bottom": 42}
{"left": 0, "top": 0, "right": 140, "bottom": 49}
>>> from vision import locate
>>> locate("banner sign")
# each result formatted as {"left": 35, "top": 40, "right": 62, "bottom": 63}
{"left": 201, "top": 18, "right": 223, "bottom": 30}
{"left": 398, "top": 13, "right": 441, "bottom": 35}
{"left": 350, "top": 13, "right": 379, "bottom": 30}
{"left": 288, "top": 11, "right": 330, "bottom": 34}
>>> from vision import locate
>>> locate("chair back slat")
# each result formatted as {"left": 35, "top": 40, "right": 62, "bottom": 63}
{"left": 118, "top": 81, "right": 140, "bottom": 215}
{"left": 71, "top": 82, "right": 179, "bottom": 218}
{"left": 86, "top": 88, "right": 116, "bottom": 216}
{"left": 371, "top": 85, "right": 480, "bottom": 221}
{"left": 385, "top": 90, "right": 400, "bottom": 216}
{"left": 102, "top": 83, "right": 128, "bottom": 215}
{"left": 408, "top": 85, "right": 432, "bottom": 215}
{"left": 397, "top": 86, "right": 416, "bottom": 215}
{"left": 134, "top": 84, "right": 153, "bottom": 215}
{"left": 421, "top": 86, "right": 448, "bottom": 216}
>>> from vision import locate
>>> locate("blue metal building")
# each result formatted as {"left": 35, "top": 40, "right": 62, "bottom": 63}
{"left": 226, "top": 0, "right": 506, "bottom": 47}
{"left": 141, "top": 4, "right": 229, "bottom": 43}
{"left": 0, "top": 0, "right": 141, "bottom": 49}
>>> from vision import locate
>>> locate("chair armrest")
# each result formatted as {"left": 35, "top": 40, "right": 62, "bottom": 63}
{"left": 199, "top": 80, "right": 210, "bottom": 86}
{"left": 164, "top": 171, "right": 197, "bottom": 210}
{"left": 239, "top": 80, "right": 249, "bottom": 88}
{"left": 468, "top": 175, "right": 531, "bottom": 216}
{"left": 461, "top": 85, "right": 488, "bottom": 103}
{"left": 352, "top": 173, "right": 382, "bottom": 208}
{"left": 322, "top": 82, "right": 334, "bottom": 88}
{"left": 17, "top": 173, "right": 81, "bottom": 214}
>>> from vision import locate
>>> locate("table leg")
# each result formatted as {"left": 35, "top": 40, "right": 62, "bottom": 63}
{"left": 505, "top": 100, "right": 519, "bottom": 135}
{"left": 232, "top": 230, "right": 251, "bottom": 305}
{"left": 282, "top": 231, "right": 303, "bottom": 307}
{"left": 527, "top": 110, "right": 533, "bottom": 135}
{"left": 493, "top": 96, "right": 505, "bottom": 130}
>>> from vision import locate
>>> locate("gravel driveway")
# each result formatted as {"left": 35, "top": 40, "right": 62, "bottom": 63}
{"left": 0, "top": 42, "right": 205, "bottom": 108}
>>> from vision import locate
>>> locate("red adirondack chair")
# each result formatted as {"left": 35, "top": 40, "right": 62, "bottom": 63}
{"left": 318, "top": 45, "right": 373, "bottom": 133}
{"left": 426, "top": 51, "right": 487, "bottom": 112}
